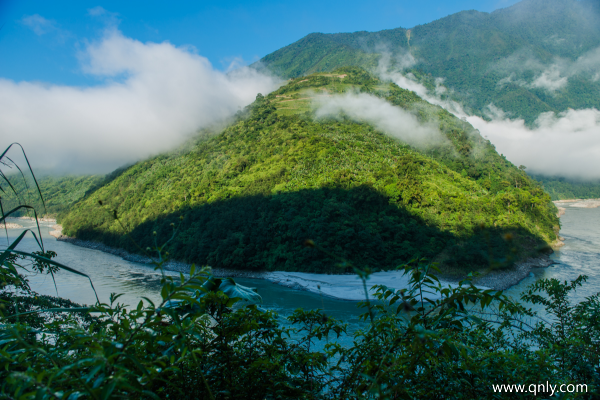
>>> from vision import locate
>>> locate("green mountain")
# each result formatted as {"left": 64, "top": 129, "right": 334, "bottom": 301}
{"left": 1, "top": 175, "right": 102, "bottom": 218}
{"left": 258, "top": 0, "right": 600, "bottom": 123}
{"left": 61, "top": 68, "right": 558, "bottom": 276}
{"left": 533, "top": 175, "right": 600, "bottom": 200}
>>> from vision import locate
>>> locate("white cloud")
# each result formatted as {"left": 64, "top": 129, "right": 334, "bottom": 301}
{"left": 376, "top": 53, "right": 428, "bottom": 98}
{"left": 433, "top": 77, "right": 447, "bottom": 96}
{"left": 467, "top": 108, "right": 600, "bottom": 179}
{"left": 21, "top": 14, "right": 57, "bottom": 36}
{"left": 498, "top": 47, "right": 600, "bottom": 92}
{"left": 374, "top": 55, "right": 600, "bottom": 180}
{"left": 529, "top": 65, "right": 569, "bottom": 91}
{"left": 376, "top": 53, "right": 469, "bottom": 117}
{"left": 496, "top": 74, "right": 512, "bottom": 88}
{"left": 496, "top": 73, "right": 528, "bottom": 89}
{"left": 87, "top": 6, "right": 120, "bottom": 27}
{"left": 0, "top": 30, "right": 280, "bottom": 173}
{"left": 88, "top": 6, "right": 108, "bottom": 17}
{"left": 314, "top": 93, "right": 444, "bottom": 149}
{"left": 572, "top": 47, "right": 600, "bottom": 76}
{"left": 394, "top": 51, "right": 417, "bottom": 70}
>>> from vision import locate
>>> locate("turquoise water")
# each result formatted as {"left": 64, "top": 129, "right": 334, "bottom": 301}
{"left": 4, "top": 206, "right": 600, "bottom": 331}
{"left": 3, "top": 220, "right": 366, "bottom": 346}
{"left": 503, "top": 206, "right": 600, "bottom": 307}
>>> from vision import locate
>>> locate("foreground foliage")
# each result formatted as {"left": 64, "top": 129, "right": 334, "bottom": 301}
{"left": 1, "top": 248, "right": 599, "bottom": 399}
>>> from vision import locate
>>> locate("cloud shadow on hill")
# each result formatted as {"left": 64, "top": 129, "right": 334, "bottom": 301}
{"left": 70, "top": 185, "right": 548, "bottom": 276}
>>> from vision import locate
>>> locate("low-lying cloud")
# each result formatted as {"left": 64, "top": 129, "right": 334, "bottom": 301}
{"left": 0, "top": 29, "right": 280, "bottom": 173}
{"left": 375, "top": 54, "right": 600, "bottom": 180}
{"left": 467, "top": 107, "right": 600, "bottom": 180}
{"left": 314, "top": 92, "right": 443, "bottom": 149}
{"left": 376, "top": 53, "right": 468, "bottom": 117}
{"left": 496, "top": 47, "right": 600, "bottom": 92}
{"left": 529, "top": 65, "right": 569, "bottom": 91}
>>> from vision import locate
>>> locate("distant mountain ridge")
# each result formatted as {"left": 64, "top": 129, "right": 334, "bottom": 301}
{"left": 258, "top": 0, "right": 600, "bottom": 122}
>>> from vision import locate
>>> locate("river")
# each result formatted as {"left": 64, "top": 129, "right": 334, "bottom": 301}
{"left": 3, "top": 205, "right": 600, "bottom": 332}
{"left": 503, "top": 204, "right": 600, "bottom": 306}
{"left": 3, "top": 219, "right": 365, "bottom": 343}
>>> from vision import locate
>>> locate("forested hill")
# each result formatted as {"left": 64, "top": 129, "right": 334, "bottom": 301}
{"left": 258, "top": 0, "right": 600, "bottom": 123}
{"left": 533, "top": 175, "right": 600, "bottom": 200}
{"left": 61, "top": 68, "right": 559, "bottom": 276}
{"left": 1, "top": 175, "right": 102, "bottom": 218}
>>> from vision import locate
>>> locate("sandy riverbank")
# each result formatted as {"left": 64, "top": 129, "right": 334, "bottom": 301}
{"left": 15, "top": 216, "right": 57, "bottom": 223}
{"left": 554, "top": 199, "right": 600, "bottom": 216}
{"left": 0, "top": 222, "right": 24, "bottom": 229}
{"left": 53, "top": 226, "right": 556, "bottom": 298}
{"left": 49, "top": 225, "right": 64, "bottom": 239}
{"left": 55, "top": 233, "right": 476, "bottom": 299}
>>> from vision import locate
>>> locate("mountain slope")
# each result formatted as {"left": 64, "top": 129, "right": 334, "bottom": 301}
{"left": 533, "top": 175, "right": 600, "bottom": 200}
{"left": 61, "top": 68, "right": 558, "bottom": 276}
{"left": 1, "top": 175, "right": 102, "bottom": 218}
{"left": 258, "top": 0, "right": 600, "bottom": 123}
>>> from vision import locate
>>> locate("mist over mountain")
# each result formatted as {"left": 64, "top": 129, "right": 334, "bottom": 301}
{"left": 258, "top": 0, "right": 600, "bottom": 123}
{"left": 60, "top": 69, "right": 559, "bottom": 274}
{"left": 256, "top": 0, "right": 600, "bottom": 182}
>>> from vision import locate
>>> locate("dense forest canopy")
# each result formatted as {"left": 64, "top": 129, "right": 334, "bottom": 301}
{"left": 0, "top": 175, "right": 102, "bottom": 218}
{"left": 534, "top": 175, "right": 600, "bottom": 200}
{"left": 60, "top": 68, "right": 559, "bottom": 276}
{"left": 257, "top": 0, "right": 600, "bottom": 123}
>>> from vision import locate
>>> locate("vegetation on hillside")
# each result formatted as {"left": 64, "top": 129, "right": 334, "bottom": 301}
{"left": 0, "top": 174, "right": 102, "bottom": 218}
{"left": 533, "top": 175, "right": 600, "bottom": 200}
{"left": 2, "top": 140, "right": 596, "bottom": 399}
{"left": 61, "top": 69, "right": 558, "bottom": 276}
{"left": 258, "top": 0, "right": 600, "bottom": 123}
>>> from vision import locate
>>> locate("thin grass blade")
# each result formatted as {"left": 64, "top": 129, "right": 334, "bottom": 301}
{"left": 5, "top": 249, "right": 99, "bottom": 303}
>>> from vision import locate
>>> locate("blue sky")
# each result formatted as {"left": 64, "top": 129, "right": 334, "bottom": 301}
{"left": 1, "top": 0, "right": 598, "bottom": 179}
{"left": 5, "top": 0, "right": 548, "bottom": 174}
{"left": 0, "top": 0, "right": 519, "bottom": 86}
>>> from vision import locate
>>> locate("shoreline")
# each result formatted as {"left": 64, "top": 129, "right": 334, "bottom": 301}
{"left": 55, "top": 235, "right": 267, "bottom": 280}
{"left": 15, "top": 216, "right": 57, "bottom": 223}
{"left": 470, "top": 255, "right": 556, "bottom": 290}
{"left": 1, "top": 222, "right": 24, "bottom": 229}
{"left": 554, "top": 199, "right": 600, "bottom": 216}
{"left": 55, "top": 232, "right": 556, "bottom": 297}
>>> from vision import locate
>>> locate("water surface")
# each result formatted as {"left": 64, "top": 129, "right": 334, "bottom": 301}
{"left": 3, "top": 219, "right": 365, "bottom": 344}
{"left": 504, "top": 206, "right": 600, "bottom": 307}
{"left": 4, "top": 207, "right": 600, "bottom": 329}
